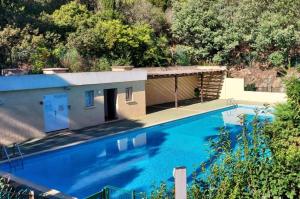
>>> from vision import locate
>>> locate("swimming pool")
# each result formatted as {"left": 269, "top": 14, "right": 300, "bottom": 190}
{"left": 0, "top": 105, "right": 272, "bottom": 198}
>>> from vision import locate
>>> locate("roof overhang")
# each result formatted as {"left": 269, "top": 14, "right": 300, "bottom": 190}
{"left": 136, "top": 66, "right": 227, "bottom": 79}
{"left": 0, "top": 71, "right": 147, "bottom": 92}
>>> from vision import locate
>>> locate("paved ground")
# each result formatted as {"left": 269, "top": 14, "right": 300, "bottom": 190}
{"left": 1, "top": 99, "right": 265, "bottom": 160}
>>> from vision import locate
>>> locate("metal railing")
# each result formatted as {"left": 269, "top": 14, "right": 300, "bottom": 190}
{"left": 244, "top": 86, "right": 285, "bottom": 93}
{"left": 255, "top": 87, "right": 285, "bottom": 93}
{"left": 86, "top": 186, "right": 147, "bottom": 199}
{"left": 1, "top": 144, "right": 24, "bottom": 170}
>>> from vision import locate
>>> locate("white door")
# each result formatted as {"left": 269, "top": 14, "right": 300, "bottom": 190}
{"left": 43, "top": 93, "right": 69, "bottom": 132}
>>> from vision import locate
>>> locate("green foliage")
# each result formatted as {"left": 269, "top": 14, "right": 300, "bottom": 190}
{"left": 61, "top": 48, "right": 86, "bottom": 72}
{"left": 68, "top": 19, "right": 169, "bottom": 67}
{"left": 145, "top": 35, "right": 171, "bottom": 66}
{"left": 172, "top": 0, "right": 300, "bottom": 67}
{"left": 244, "top": 83, "right": 257, "bottom": 91}
{"left": 111, "top": 57, "right": 131, "bottom": 66}
{"left": 0, "top": 25, "right": 49, "bottom": 69}
{"left": 30, "top": 47, "right": 51, "bottom": 73}
{"left": 90, "top": 57, "right": 112, "bottom": 71}
{"left": 268, "top": 51, "right": 285, "bottom": 67}
{"left": 172, "top": 0, "right": 223, "bottom": 63}
{"left": 174, "top": 45, "right": 192, "bottom": 66}
{"left": 150, "top": 183, "right": 173, "bottom": 199}
{"left": 2, "top": 0, "right": 300, "bottom": 71}
{"left": 123, "top": 0, "right": 167, "bottom": 33}
{"left": 148, "top": 0, "right": 170, "bottom": 10}
{"left": 263, "top": 77, "right": 300, "bottom": 198}
{"left": 99, "top": 0, "right": 137, "bottom": 13}
{"left": 194, "top": 88, "right": 200, "bottom": 98}
{"left": 51, "top": 1, "right": 90, "bottom": 31}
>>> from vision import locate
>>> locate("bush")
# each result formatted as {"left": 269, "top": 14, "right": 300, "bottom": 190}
{"left": 174, "top": 45, "right": 191, "bottom": 66}
{"left": 111, "top": 56, "right": 131, "bottom": 66}
{"left": 30, "top": 47, "right": 51, "bottom": 74}
{"left": 123, "top": 0, "right": 167, "bottom": 33}
{"left": 142, "top": 35, "right": 171, "bottom": 67}
{"left": 244, "top": 83, "right": 257, "bottom": 91}
{"left": 268, "top": 51, "right": 285, "bottom": 67}
{"left": 61, "top": 48, "right": 86, "bottom": 72}
{"left": 90, "top": 57, "right": 111, "bottom": 71}
{"left": 194, "top": 87, "right": 200, "bottom": 98}
{"left": 51, "top": 1, "right": 90, "bottom": 30}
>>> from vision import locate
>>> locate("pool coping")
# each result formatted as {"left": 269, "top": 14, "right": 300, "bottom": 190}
{"left": 1, "top": 104, "right": 261, "bottom": 199}
{"left": 0, "top": 170, "right": 76, "bottom": 199}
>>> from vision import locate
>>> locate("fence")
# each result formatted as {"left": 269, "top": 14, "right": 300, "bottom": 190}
{"left": 0, "top": 189, "right": 36, "bottom": 199}
{"left": 244, "top": 85, "right": 285, "bottom": 93}
{"left": 86, "top": 186, "right": 147, "bottom": 199}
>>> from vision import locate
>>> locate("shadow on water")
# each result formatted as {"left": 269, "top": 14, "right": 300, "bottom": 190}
{"left": 186, "top": 124, "right": 242, "bottom": 182}
{"left": 146, "top": 131, "right": 168, "bottom": 158}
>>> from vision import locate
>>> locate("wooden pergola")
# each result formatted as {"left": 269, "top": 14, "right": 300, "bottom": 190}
{"left": 140, "top": 66, "right": 227, "bottom": 108}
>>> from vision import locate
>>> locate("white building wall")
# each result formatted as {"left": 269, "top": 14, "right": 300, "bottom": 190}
{"left": 220, "top": 78, "right": 286, "bottom": 104}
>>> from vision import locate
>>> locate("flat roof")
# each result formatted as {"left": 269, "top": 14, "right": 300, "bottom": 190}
{"left": 0, "top": 71, "right": 147, "bottom": 92}
{"left": 136, "top": 66, "right": 226, "bottom": 78}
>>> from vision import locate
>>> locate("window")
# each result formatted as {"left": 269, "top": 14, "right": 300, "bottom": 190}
{"left": 125, "top": 87, "right": 133, "bottom": 102}
{"left": 85, "top": 90, "right": 94, "bottom": 107}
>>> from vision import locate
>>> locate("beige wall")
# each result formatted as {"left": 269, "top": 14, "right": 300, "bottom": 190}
{"left": 0, "top": 80, "right": 145, "bottom": 145}
{"left": 146, "top": 76, "right": 198, "bottom": 106}
{"left": 220, "top": 78, "right": 286, "bottom": 103}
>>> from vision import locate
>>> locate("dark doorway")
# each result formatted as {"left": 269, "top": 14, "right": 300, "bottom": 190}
{"left": 104, "top": 88, "right": 118, "bottom": 121}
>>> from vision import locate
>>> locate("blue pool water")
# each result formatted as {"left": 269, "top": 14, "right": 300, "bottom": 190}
{"left": 0, "top": 106, "right": 272, "bottom": 198}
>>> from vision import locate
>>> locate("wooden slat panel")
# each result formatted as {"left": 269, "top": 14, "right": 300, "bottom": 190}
{"left": 146, "top": 76, "right": 198, "bottom": 106}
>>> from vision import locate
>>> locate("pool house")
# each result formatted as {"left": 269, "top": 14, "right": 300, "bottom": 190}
{"left": 0, "top": 71, "right": 147, "bottom": 146}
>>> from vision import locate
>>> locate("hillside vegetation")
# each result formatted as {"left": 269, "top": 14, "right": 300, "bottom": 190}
{"left": 0, "top": 0, "right": 300, "bottom": 73}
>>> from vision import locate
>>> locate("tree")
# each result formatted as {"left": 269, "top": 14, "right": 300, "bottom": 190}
{"left": 67, "top": 19, "right": 168, "bottom": 67}
{"left": 0, "top": 25, "right": 23, "bottom": 67}
{"left": 172, "top": 0, "right": 224, "bottom": 63}
{"left": 51, "top": 1, "right": 90, "bottom": 31}
{"left": 172, "top": 0, "right": 300, "bottom": 67}
{"left": 122, "top": 0, "right": 167, "bottom": 33}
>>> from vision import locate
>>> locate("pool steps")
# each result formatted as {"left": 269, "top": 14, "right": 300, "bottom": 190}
{"left": 1, "top": 144, "right": 24, "bottom": 169}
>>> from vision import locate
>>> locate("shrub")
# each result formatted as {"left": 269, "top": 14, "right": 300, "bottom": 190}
{"left": 244, "top": 83, "right": 257, "bottom": 91}
{"left": 51, "top": 1, "right": 90, "bottom": 30}
{"left": 174, "top": 45, "right": 191, "bottom": 66}
{"left": 194, "top": 88, "right": 200, "bottom": 98}
{"left": 123, "top": 0, "right": 167, "bottom": 33}
{"left": 111, "top": 56, "right": 131, "bottom": 66}
{"left": 30, "top": 47, "right": 51, "bottom": 74}
{"left": 61, "top": 48, "right": 86, "bottom": 72}
{"left": 90, "top": 57, "right": 111, "bottom": 71}
{"left": 268, "top": 51, "right": 285, "bottom": 67}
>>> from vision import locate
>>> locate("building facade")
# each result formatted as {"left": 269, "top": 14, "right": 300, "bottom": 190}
{"left": 0, "top": 71, "right": 147, "bottom": 145}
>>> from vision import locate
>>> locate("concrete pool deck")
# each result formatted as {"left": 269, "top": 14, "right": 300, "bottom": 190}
{"left": 1, "top": 99, "right": 267, "bottom": 160}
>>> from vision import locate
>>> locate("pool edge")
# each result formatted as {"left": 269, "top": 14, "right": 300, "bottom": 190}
{"left": 1, "top": 104, "right": 236, "bottom": 164}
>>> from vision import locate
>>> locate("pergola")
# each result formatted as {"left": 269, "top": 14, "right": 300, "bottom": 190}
{"left": 140, "top": 66, "right": 227, "bottom": 108}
